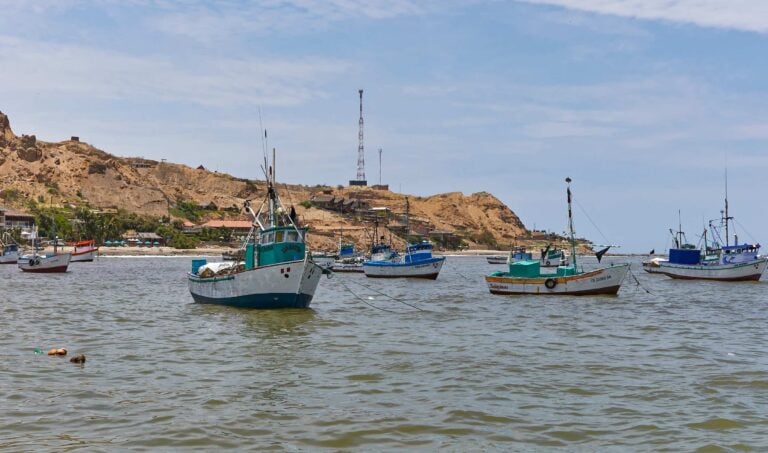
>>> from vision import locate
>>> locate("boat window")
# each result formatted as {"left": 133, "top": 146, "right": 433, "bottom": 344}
{"left": 275, "top": 231, "right": 284, "bottom": 243}
{"left": 286, "top": 231, "right": 299, "bottom": 242}
{"left": 260, "top": 232, "right": 275, "bottom": 244}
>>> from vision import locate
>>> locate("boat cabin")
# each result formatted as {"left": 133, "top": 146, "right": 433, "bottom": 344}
{"left": 720, "top": 243, "right": 760, "bottom": 264}
{"left": 2, "top": 243, "right": 18, "bottom": 256}
{"left": 404, "top": 241, "right": 435, "bottom": 263}
{"left": 247, "top": 226, "right": 306, "bottom": 268}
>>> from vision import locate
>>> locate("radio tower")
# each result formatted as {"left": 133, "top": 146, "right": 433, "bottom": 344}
{"left": 350, "top": 89, "right": 367, "bottom": 186}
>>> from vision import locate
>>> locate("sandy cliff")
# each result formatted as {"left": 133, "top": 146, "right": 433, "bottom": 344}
{"left": 0, "top": 110, "right": 533, "bottom": 251}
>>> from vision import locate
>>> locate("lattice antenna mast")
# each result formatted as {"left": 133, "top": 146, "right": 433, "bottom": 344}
{"left": 356, "top": 89, "right": 366, "bottom": 181}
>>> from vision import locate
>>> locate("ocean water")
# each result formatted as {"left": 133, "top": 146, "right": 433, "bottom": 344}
{"left": 1, "top": 255, "right": 767, "bottom": 451}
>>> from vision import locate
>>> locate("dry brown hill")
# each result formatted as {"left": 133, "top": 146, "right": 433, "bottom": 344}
{"left": 0, "top": 110, "right": 536, "bottom": 251}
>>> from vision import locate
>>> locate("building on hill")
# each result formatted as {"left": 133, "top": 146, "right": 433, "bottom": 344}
{"left": 122, "top": 231, "right": 164, "bottom": 246}
{"left": 0, "top": 207, "right": 35, "bottom": 239}
{"left": 201, "top": 220, "right": 252, "bottom": 241}
{"left": 310, "top": 195, "right": 336, "bottom": 209}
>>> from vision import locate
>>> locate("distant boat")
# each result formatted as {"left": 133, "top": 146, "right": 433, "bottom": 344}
{"left": 329, "top": 243, "right": 365, "bottom": 273}
{"left": 18, "top": 228, "right": 71, "bottom": 273}
{"left": 0, "top": 233, "right": 20, "bottom": 264}
{"left": 222, "top": 249, "right": 244, "bottom": 261}
{"left": 187, "top": 148, "right": 325, "bottom": 309}
{"left": 486, "top": 247, "right": 532, "bottom": 265}
{"left": 538, "top": 244, "right": 569, "bottom": 268}
{"left": 363, "top": 197, "right": 446, "bottom": 279}
{"left": 642, "top": 190, "right": 767, "bottom": 281}
{"left": 70, "top": 240, "right": 99, "bottom": 262}
{"left": 485, "top": 178, "right": 629, "bottom": 296}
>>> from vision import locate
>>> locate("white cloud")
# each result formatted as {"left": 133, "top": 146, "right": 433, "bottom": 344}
{"left": 0, "top": 36, "right": 352, "bottom": 107}
{"left": 518, "top": 0, "right": 768, "bottom": 34}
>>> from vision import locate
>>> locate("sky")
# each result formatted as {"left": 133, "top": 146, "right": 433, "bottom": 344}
{"left": 1, "top": 0, "right": 767, "bottom": 253}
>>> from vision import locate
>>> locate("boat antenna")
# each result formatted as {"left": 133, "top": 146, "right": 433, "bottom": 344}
{"left": 565, "top": 177, "right": 577, "bottom": 270}
{"left": 723, "top": 167, "right": 732, "bottom": 246}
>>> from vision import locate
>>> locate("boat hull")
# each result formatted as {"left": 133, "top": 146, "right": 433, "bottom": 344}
{"left": 485, "top": 264, "right": 630, "bottom": 296}
{"left": 363, "top": 257, "right": 445, "bottom": 279}
{"left": 643, "top": 258, "right": 767, "bottom": 281}
{"left": 71, "top": 249, "right": 98, "bottom": 262}
{"left": 486, "top": 256, "right": 507, "bottom": 264}
{"left": 0, "top": 253, "right": 18, "bottom": 264}
{"left": 187, "top": 258, "right": 323, "bottom": 309}
{"left": 18, "top": 253, "right": 72, "bottom": 273}
{"left": 330, "top": 263, "right": 364, "bottom": 273}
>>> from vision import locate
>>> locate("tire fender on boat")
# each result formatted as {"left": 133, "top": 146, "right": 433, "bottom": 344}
{"left": 545, "top": 260, "right": 551, "bottom": 266}
{"left": 35, "top": 258, "right": 40, "bottom": 265}
{"left": 544, "top": 278, "right": 557, "bottom": 289}
{"left": 28, "top": 258, "right": 35, "bottom": 266}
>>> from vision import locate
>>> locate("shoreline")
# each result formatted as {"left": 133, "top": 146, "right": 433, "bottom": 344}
{"left": 36, "top": 246, "right": 651, "bottom": 258}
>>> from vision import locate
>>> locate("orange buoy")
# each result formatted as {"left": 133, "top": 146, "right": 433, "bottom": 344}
{"left": 47, "top": 348, "right": 67, "bottom": 356}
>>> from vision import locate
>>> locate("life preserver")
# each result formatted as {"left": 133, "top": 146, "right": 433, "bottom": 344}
{"left": 29, "top": 259, "right": 35, "bottom": 266}
{"left": 544, "top": 278, "right": 557, "bottom": 289}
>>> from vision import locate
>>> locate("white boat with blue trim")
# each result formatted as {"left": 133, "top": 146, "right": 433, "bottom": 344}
{"left": 362, "top": 197, "right": 446, "bottom": 279}
{"left": 363, "top": 241, "right": 445, "bottom": 279}
{"left": 187, "top": 150, "right": 325, "bottom": 309}
{"left": 642, "top": 192, "right": 767, "bottom": 281}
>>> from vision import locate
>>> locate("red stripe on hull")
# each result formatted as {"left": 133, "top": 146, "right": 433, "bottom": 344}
{"left": 489, "top": 285, "right": 621, "bottom": 296}
{"left": 20, "top": 265, "right": 69, "bottom": 273}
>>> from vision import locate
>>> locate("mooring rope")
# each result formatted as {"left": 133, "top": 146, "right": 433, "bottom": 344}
{"left": 628, "top": 266, "right": 654, "bottom": 295}
{"left": 334, "top": 278, "right": 402, "bottom": 313}
{"left": 344, "top": 278, "right": 425, "bottom": 312}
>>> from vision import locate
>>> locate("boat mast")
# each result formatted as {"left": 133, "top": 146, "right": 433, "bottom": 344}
{"left": 405, "top": 196, "right": 411, "bottom": 258}
{"left": 565, "top": 177, "right": 577, "bottom": 270}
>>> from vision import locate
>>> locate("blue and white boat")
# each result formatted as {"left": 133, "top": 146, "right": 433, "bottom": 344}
{"left": 362, "top": 197, "right": 445, "bottom": 279}
{"left": 187, "top": 150, "right": 325, "bottom": 309}
{"left": 642, "top": 193, "right": 767, "bottom": 281}
{"left": 363, "top": 240, "right": 445, "bottom": 279}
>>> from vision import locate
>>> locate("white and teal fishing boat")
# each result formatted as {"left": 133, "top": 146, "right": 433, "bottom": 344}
{"left": 486, "top": 178, "right": 629, "bottom": 296}
{"left": 362, "top": 198, "right": 445, "bottom": 279}
{"left": 187, "top": 150, "right": 325, "bottom": 309}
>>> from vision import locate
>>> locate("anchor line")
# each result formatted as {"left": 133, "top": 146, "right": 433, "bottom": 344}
{"left": 335, "top": 278, "right": 401, "bottom": 313}
{"left": 344, "top": 278, "right": 425, "bottom": 312}
{"left": 628, "top": 267, "right": 654, "bottom": 295}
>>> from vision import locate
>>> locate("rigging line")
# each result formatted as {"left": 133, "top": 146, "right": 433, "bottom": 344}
{"left": 335, "top": 278, "right": 401, "bottom": 313}
{"left": 344, "top": 278, "right": 425, "bottom": 312}
{"left": 732, "top": 218, "right": 758, "bottom": 244}
{"left": 573, "top": 199, "right": 611, "bottom": 245}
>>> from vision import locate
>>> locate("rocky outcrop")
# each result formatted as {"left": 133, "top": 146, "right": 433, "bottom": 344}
{"left": 0, "top": 110, "right": 13, "bottom": 142}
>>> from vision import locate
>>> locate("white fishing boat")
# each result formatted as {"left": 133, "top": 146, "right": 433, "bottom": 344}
{"left": 642, "top": 194, "right": 767, "bottom": 281}
{"left": 485, "top": 178, "right": 629, "bottom": 296}
{"left": 538, "top": 244, "right": 569, "bottom": 267}
{"left": 0, "top": 233, "right": 19, "bottom": 264}
{"left": 18, "top": 229, "right": 71, "bottom": 273}
{"left": 329, "top": 243, "right": 365, "bottom": 273}
{"left": 187, "top": 148, "right": 325, "bottom": 309}
{"left": 487, "top": 247, "right": 533, "bottom": 265}
{"left": 70, "top": 240, "right": 99, "bottom": 262}
{"left": 363, "top": 198, "right": 446, "bottom": 279}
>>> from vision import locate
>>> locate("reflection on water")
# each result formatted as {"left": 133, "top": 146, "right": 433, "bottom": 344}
{"left": 1, "top": 256, "right": 768, "bottom": 450}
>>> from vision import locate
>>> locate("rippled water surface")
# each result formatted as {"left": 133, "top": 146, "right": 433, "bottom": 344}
{"left": 2, "top": 255, "right": 768, "bottom": 451}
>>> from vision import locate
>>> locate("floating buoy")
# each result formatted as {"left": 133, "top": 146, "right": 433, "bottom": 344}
{"left": 69, "top": 354, "right": 86, "bottom": 364}
{"left": 47, "top": 348, "right": 67, "bottom": 356}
